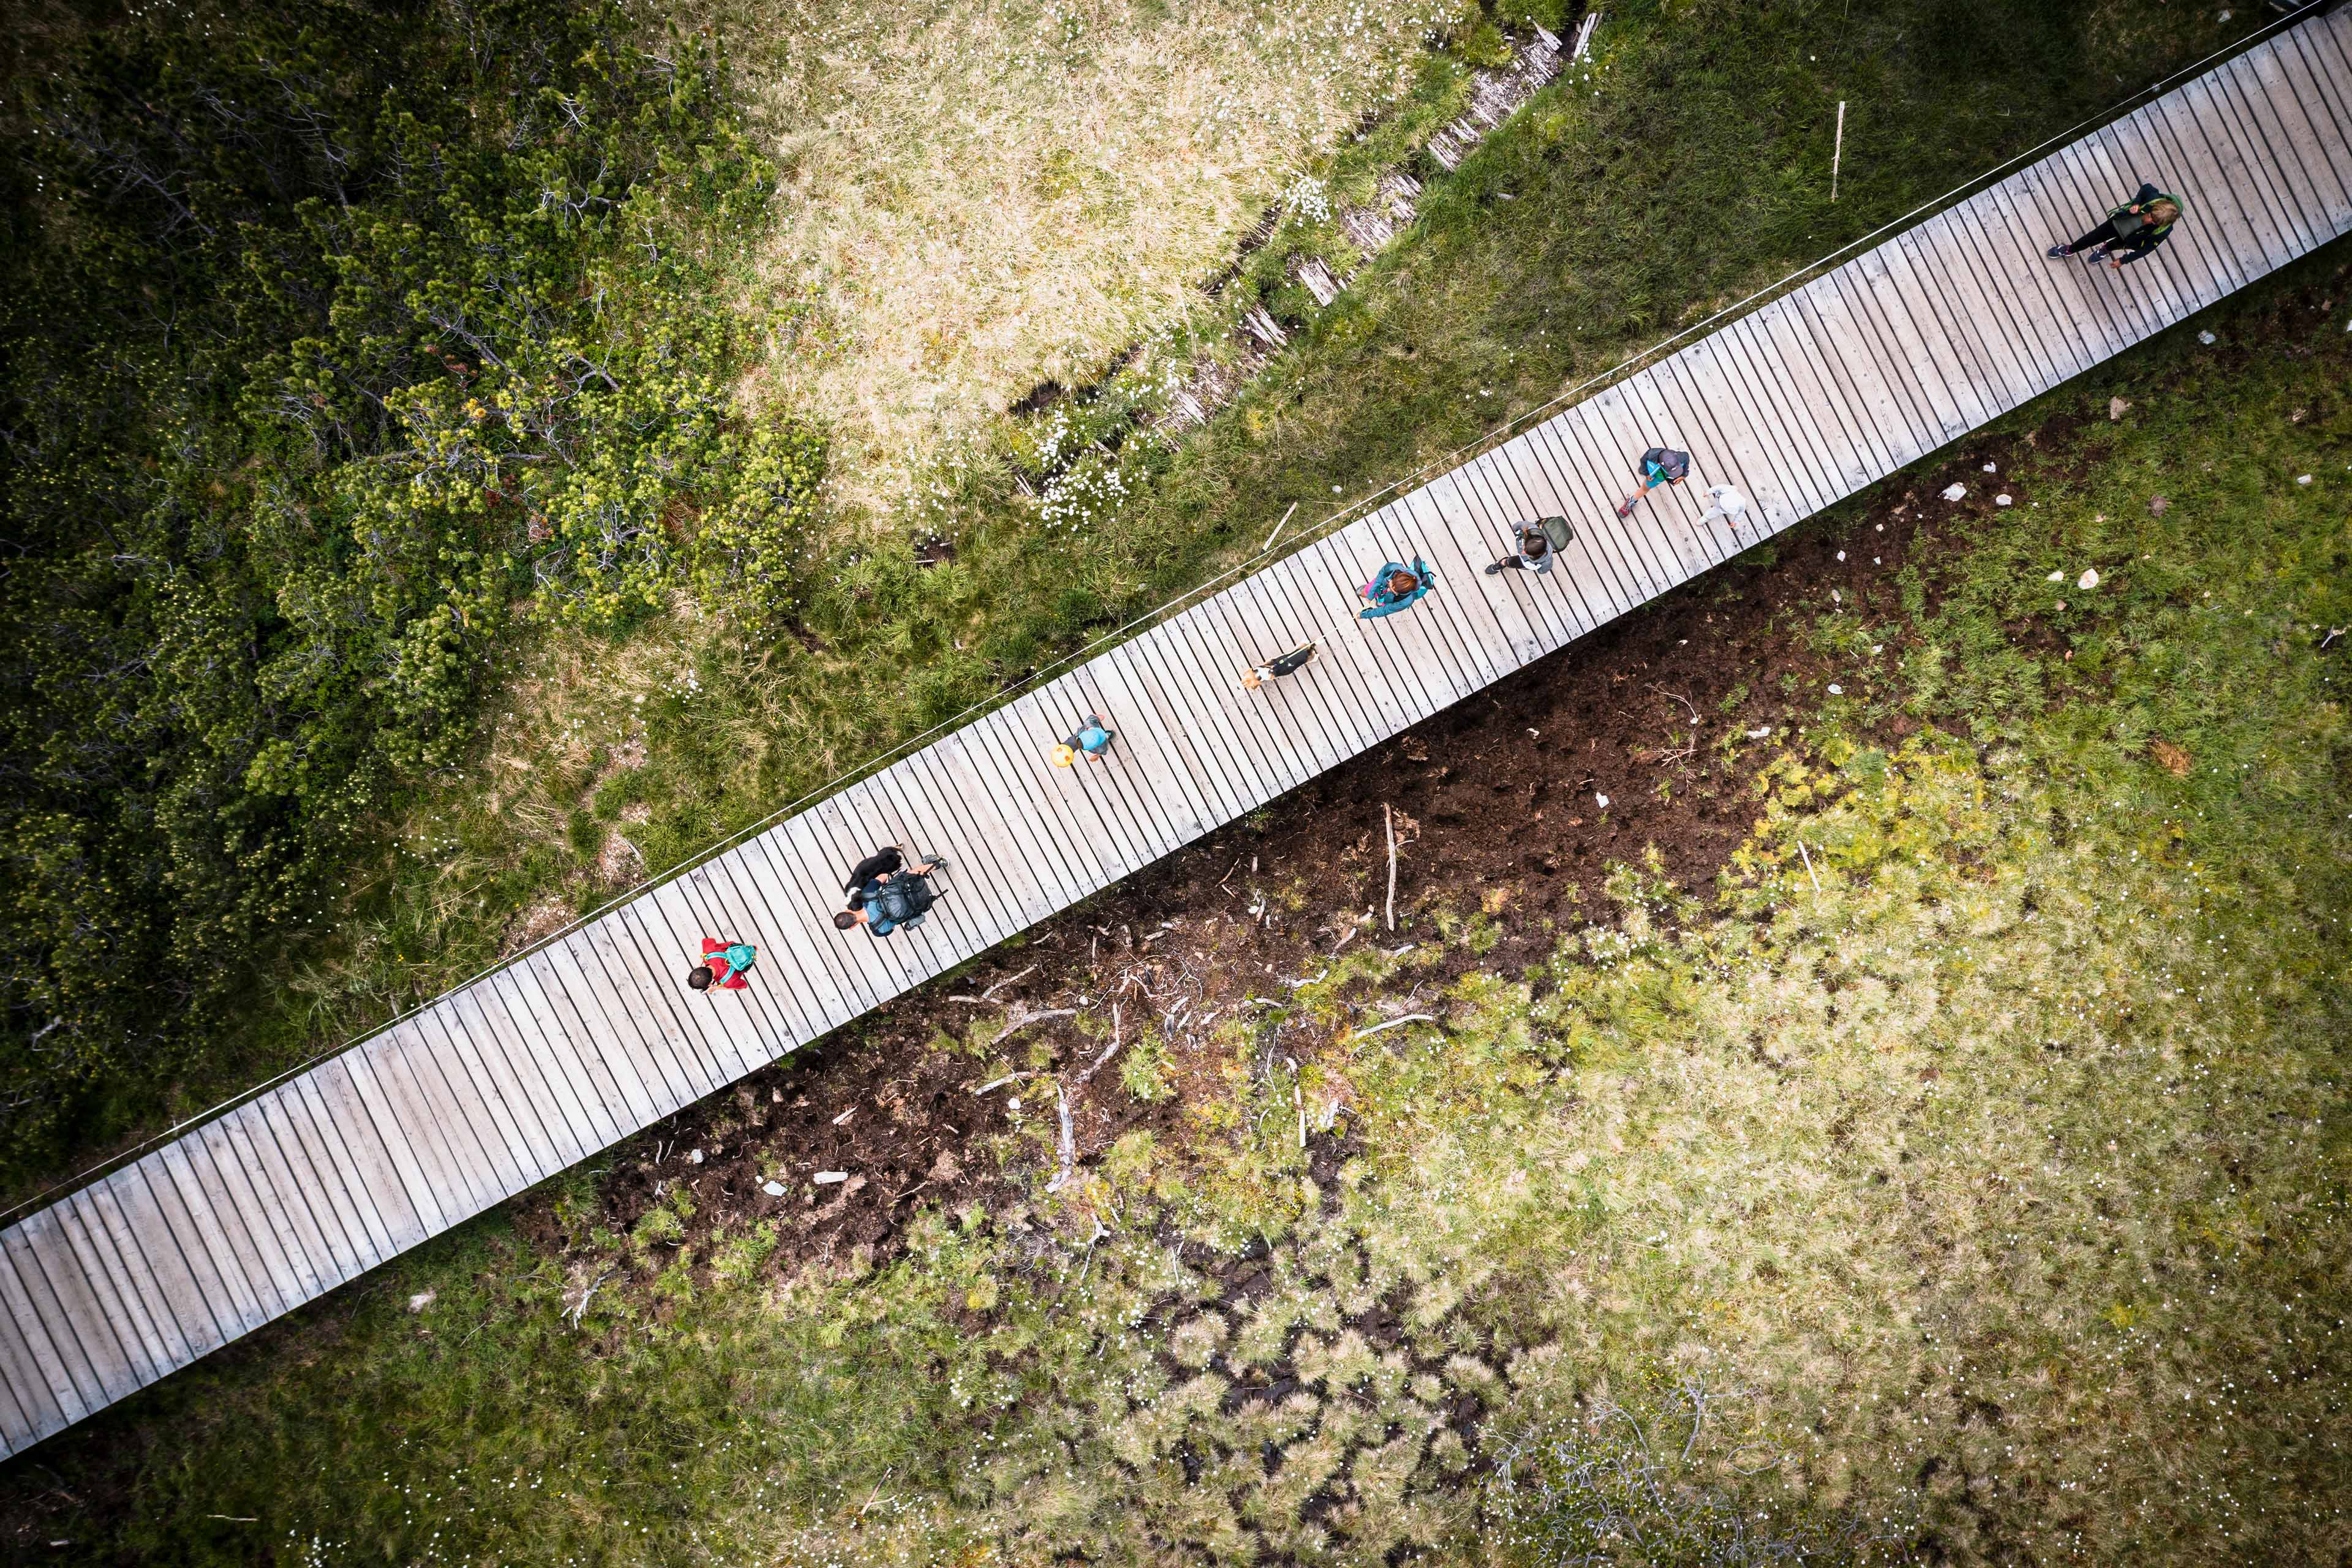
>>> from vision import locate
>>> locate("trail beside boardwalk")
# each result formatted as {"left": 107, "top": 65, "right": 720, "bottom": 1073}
{"left": 4, "top": 10, "right": 2348, "bottom": 1457}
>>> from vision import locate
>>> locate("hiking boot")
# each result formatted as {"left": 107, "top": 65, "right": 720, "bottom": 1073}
{"left": 1613, "top": 503, "right": 1633, "bottom": 518}
{"left": 2045, "top": 244, "right": 2071, "bottom": 260}
{"left": 1483, "top": 561, "right": 1504, "bottom": 575}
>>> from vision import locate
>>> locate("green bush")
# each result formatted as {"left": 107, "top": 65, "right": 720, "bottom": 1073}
{"left": 0, "top": 0, "right": 794, "bottom": 1180}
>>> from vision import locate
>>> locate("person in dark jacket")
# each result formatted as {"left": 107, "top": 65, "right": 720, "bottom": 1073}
{"left": 1615, "top": 448, "right": 1689, "bottom": 518}
{"left": 2046, "top": 183, "right": 2182, "bottom": 270}
{"left": 840, "top": 845, "right": 937, "bottom": 900}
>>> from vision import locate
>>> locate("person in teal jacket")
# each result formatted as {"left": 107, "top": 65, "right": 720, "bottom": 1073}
{"left": 1359, "top": 559, "right": 1436, "bottom": 619}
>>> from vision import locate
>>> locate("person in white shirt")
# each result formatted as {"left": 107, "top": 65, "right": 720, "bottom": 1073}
{"left": 1698, "top": 483, "right": 1749, "bottom": 529}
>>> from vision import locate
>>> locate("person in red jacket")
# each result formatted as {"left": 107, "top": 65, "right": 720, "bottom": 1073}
{"left": 688, "top": 938, "right": 756, "bottom": 992}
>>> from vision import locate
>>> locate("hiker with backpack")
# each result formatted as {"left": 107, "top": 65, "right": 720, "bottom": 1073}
{"left": 687, "top": 938, "right": 757, "bottom": 993}
{"left": 2045, "top": 183, "right": 2182, "bottom": 270}
{"left": 1359, "top": 559, "right": 1437, "bottom": 620}
{"left": 834, "top": 864, "right": 940, "bottom": 937}
{"left": 1615, "top": 448, "right": 1690, "bottom": 519}
{"left": 1483, "top": 516, "right": 1573, "bottom": 576}
{"left": 1239, "top": 641, "right": 1319, "bottom": 690}
{"left": 1052, "top": 714, "right": 1117, "bottom": 768}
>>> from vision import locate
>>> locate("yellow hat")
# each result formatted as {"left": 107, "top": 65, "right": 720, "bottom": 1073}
{"left": 1051, "top": 744, "right": 1077, "bottom": 768}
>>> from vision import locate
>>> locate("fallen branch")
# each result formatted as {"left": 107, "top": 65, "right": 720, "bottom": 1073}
{"left": 1000, "top": 1003, "right": 1075, "bottom": 1039}
{"left": 973, "top": 1071, "right": 1035, "bottom": 1096}
{"left": 1047, "top": 1006, "right": 1126, "bottom": 1194}
{"left": 982, "top": 964, "right": 1039, "bottom": 1001}
{"left": 1384, "top": 802, "right": 1400, "bottom": 932}
{"left": 1346, "top": 1012, "right": 1436, "bottom": 1046}
{"left": 1796, "top": 839, "right": 1822, "bottom": 895}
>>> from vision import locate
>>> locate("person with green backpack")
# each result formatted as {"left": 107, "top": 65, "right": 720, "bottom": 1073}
{"left": 2046, "top": 182, "right": 2182, "bottom": 270}
{"left": 1482, "top": 516, "right": 1573, "bottom": 576}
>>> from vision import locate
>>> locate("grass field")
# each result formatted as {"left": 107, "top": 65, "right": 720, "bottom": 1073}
{"left": 11, "top": 221, "right": 2347, "bottom": 1564}
{"left": 698, "top": 0, "right": 1474, "bottom": 517}
{"left": 190, "top": 0, "right": 2269, "bottom": 1197}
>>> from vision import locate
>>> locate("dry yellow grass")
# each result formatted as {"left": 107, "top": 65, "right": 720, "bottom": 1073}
{"left": 708, "top": 0, "right": 1459, "bottom": 516}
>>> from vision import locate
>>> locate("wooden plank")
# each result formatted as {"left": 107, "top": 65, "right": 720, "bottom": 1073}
{"left": 669, "top": 864, "right": 794, "bottom": 1068}
{"left": 1236, "top": 552, "right": 1383, "bottom": 766}
{"left": 217, "top": 1104, "right": 339, "bottom": 1301}
{"left": 258, "top": 1084, "right": 374, "bottom": 1277}
{"left": 187, "top": 1116, "right": 301, "bottom": 1316}
{"left": 415, "top": 989, "right": 551, "bottom": 1190}
{"left": 342, "top": 1042, "right": 454, "bottom": 1236}
{"left": 2279, "top": 24, "right": 2352, "bottom": 208}
{"left": 50, "top": 1193, "right": 169, "bottom": 1387}
{"left": 1081, "top": 643, "right": 1221, "bottom": 842}
{"left": 0, "top": 1237, "right": 94, "bottom": 1423}
{"left": 89, "top": 1169, "right": 222, "bottom": 1362}
{"left": 143, "top": 1141, "right": 270, "bottom": 1333}
{"left": 5, "top": 1212, "right": 134, "bottom": 1405}
{"left": 306, "top": 1057, "right": 428, "bottom": 1254}
{"left": 0, "top": 1269, "right": 67, "bottom": 1439}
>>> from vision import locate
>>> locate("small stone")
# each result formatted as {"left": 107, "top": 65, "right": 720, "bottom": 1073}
{"left": 1995, "top": 494, "right": 2013, "bottom": 507}
{"left": 687, "top": 1148, "right": 704, "bottom": 1165}
{"left": 1827, "top": 684, "right": 1843, "bottom": 695}
{"left": 1832, "top": 589, "right": 1842, "bottom": 603}
{"left": 1875, "top": 522, "right": 1884, "bottom": 531}
{"left": 762, "top": 1180, "right": 786, "bottom": 1197}
{"left": 771, "top": 1088, "right": 783, "bottom": 1103}
{"left": 1941, "top": 483, "right": 1966, "bottom": 502}
{"left": 2149, "top": 495, "right": 2169, "bottom": 516}
{"left": 2109, "top": 397, "right": 2130, "bottom": 421}
{"left": 1836, "top": 550, "right": 1847, "bottom": 561}
{"left": 406, "top": 1290, "right": 435, "bottom": 1314}
{"left": 814, "top": 1171, "right": 850, "bottom": 1185}
{"left": 1595, "top": 793, "right": 1611, "bottom": 810}
{"left": 2198, "top": 330, "right": 2217, "bottom": 344}
{"left": 1871, "top": 644, "right": 1883, "bottom": 654}
{"left": 2296, "top": 474, "right": 2313, "bottom": 486}
{"left": 2048, "top": 570, "right": 2066, "bottom": 582}
{"left": 2078, "top": 568, "right": 2100, "bottom": 590}
{"left": 1746, "top": 727, "right": 1772, "bottom": 739}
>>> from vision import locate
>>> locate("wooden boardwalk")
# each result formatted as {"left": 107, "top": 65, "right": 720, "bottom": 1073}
{"left": 4, "top": 11, "right": 2348, "bottom": 1457}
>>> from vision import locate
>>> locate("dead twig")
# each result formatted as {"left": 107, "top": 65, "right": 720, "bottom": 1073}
{"left": 567, "top": 1269, "right": 612, "bottom": 1330}
{"left": 1384, "top": 802, "right": 1400, "bottom": 932}
{"left": 1796, "top": 839, "right": 1822, "bottom": 895}
{"left": 973, "top": 1071, "right": 1035, "bottom": 1096}
{"left": 982, "top": 964, "right": 1038, "bottom": 1001}
{"left": 1000, "top": 1003, "right": 1076, "bottom": 1038}
{"left": 1346, "top": 1012, "right": 1436, "bottom": 1046}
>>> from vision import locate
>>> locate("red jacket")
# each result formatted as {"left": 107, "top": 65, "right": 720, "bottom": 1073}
{"left": 701, "top": 938, "right": 753, "bottom": 989}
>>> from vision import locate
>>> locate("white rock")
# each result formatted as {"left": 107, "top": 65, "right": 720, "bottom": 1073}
{"left": 2078, "top": 568, "right": 2100, "bottom": 590}
{"left": 1995, "top": 494, "right": 2013, "bottom": 507}
{"left": 1007, "top": 1096, "right": 1022, "bottom": 1112}
{"left": 1871, "top": 644, "right": 1884, "bottom": 654}
{"left": 687, "top": 1148, "right": 704, "bottom": 1164}
{"left": 1981, "top": 462, "right": 1998, "bottom": 473}
{"left": 1828, "top": 684, "right": 1844, "bottom": 695}
{"left": 2296, "top": 474, "right": 2313, "bottom": 486}
{"left": 1832, "top": 589, "right": 1842, "bottom": 603}
{"left": 2198, "top": 330, "right": 2217, "bottom": 344}
{"left": 2047, "top": 570, "right": 2065, "bottom": 581}
{"left": 1595, "top": 793, "right": 1611, "bottom": 810}
{"left": 1836, "top": 550, "right": 1846, "bottom": 561}
{"left": 1746, "top": 727, "right": 1772, "bottom": 739}
{"left": 761, "top": 1180, "right": 786, "bottom": 1197}
{"left": 1941, "top": 483, "right": 1966, "bottom": 502}
{"left": 406, "top": 1290, "right": 435, "bottom": 1314}
{"left": 814, "top": 1171, "right": 850, "bottom": 1185}
{"left": 2109, "top": 396, "right": 2131, "bottom": 421}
